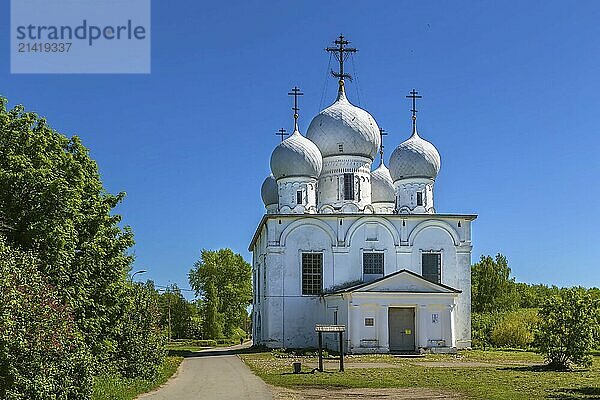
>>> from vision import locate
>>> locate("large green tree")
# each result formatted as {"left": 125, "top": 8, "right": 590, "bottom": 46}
{"left": 471, "top": 253, "right": 517, "bottom": 313}
{"left": 159, "top": 284, "right": 199, "bottom": 340}
{"left": 0, "top": 98, "right": 157, "bottom": 376}
{"left": 188, "top": 249, "right": 251, "bottom": 338}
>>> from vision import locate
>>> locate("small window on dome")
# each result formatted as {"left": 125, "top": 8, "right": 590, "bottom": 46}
{"left": 296, "top": 191, "right": 303, "bottom": 205}
{"left": 338, "top": 143, "right": 344, "bottom": 153}
{"left": 416, "top": 191, "right": 423, "bottom": 206}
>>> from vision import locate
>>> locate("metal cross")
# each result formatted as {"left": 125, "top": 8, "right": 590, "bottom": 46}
{"left": 406, "top": 89, "right": 422, "bottom": 123}
{"left": 379, "top": 128, "right": 388, "bottom": 163}
{"left": 325, "top": 34, "right": 357, "bottom": 82}
{"left": 287, "top": 86, "right": 304, "bottom": 120}
{"left": 276, "top": 128, "right": 288, "bottom": 141}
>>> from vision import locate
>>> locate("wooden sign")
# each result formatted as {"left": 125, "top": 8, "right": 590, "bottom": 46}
{"left": 315, "top": 324, "right": 346, "bottom": 332}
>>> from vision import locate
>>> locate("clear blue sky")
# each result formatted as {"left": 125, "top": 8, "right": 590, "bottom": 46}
{"left": 2, "top": 1, "right": 599, "bottom": 293}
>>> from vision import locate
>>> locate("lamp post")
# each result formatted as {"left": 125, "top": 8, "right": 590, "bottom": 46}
{"left": 131, "top": 269, "right": 147, "bottom": 281}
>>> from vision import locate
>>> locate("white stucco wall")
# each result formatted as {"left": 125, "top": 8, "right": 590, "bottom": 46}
{"left": 251, "top": 213, "right": 474, "bottom": 350}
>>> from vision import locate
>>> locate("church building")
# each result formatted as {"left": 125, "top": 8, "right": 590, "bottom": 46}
{"left": 250, "top": 36, "right": 476, "bottom": 353}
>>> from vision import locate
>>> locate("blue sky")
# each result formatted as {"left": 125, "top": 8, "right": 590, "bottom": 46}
{"left": 2, "top": 0, "right": 599, "bottom": 293}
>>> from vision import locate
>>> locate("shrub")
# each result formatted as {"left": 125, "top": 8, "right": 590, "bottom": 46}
{"left": 491, "top": 309, "right": 538, "bottom": 348}
{"left": 534, "top": 288, "right": 600, "bottom": 369}
{"left": 471, "top": 312, "right": 502, "bottom": 349}
{"left": 196, "top": 339, "right": 218, "bottom": 347}
{"left": 113, "top": 282, "right": 166, "bottom": 379}
{"left": 0, "top": 238, "right": 93, "bottom": 399}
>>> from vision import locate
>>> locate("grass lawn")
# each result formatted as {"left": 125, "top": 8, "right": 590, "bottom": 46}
{"left": 92, "top": 356, "right": 183, "bottom": 400}
{"left": 240, "top": 350, "right": 600, "bottom": 399}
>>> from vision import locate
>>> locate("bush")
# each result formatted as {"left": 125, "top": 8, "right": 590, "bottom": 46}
{"left": 196, "top": 339, "right": 218, "bottom": 347}
{"left": 113, "top": 282, "right": 166, "bottom": 379}
{"left": 168, "top": 339, "right": 218, "bottom": 347}
{"left": 491, "top": 309, "right": 538, "bottom": 348}
{"left": 534, "top": 288, "right": 600, "bottom": 369}
{"left": 472, "top": 312, "right": 502, "bottom": 349}
{"left": 0, "top": 238, "right": 93, "bottom": 399}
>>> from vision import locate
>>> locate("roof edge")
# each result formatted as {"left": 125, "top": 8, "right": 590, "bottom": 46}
{"left": 325, "top": 269, "right": 461, "bottom": 294}
{"left": 248, "top": 213, "right": 477, "bottom": 251}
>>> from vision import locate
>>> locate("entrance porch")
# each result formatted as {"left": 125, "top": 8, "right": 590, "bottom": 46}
{"left": 323, "top": 270, "right": 460, "bottom": 354}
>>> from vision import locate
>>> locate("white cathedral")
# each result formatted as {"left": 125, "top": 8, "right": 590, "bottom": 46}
{"left": 250, "top": 37, "right": 476, "bottom": 353}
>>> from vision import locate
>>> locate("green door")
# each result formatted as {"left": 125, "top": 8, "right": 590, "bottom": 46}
{"left": 388, "top": 308, "right": 415, "bottom": 352}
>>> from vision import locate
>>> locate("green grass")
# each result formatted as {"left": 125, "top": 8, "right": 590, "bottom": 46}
{"left": 92, "top": 356, "right": 183, "bottom": 400}
{"left": 240, "top": 350, "right": 600, "bottom": 399}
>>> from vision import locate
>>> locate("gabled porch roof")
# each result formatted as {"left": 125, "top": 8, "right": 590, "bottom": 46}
{"left": 325, "top": 269, "right": 461, "bottom": 295}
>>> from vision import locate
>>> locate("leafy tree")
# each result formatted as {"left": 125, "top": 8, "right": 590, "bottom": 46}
{"left": 0, "top": 97, "right": 163, "bottom": 378}
{"left": 471, "top": 253, "right": 517, "bottom": 313}
{"left": 534, "top": 288, "right": 600, "bottom": 369}
{"left": 159, "top": 284, "right": 197, "bottom": 339}
{"left": 189, "top": 249, "right": 252, "bottom": 338}
{"left": 0, "top": 237, "right": 92, "bottom": 399}
{"left": 515, "top": 282, "right": 561, "bottom": 308}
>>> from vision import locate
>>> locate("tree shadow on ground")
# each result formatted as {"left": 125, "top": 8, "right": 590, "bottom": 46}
{"left": 497, "top": 364, "right": 574, "bottom": 373}
{"left": 168, "top": 344, "right": 267, "bottom": 358}
{"left": 547, "top": 387, "right": 600, "bottom": 399}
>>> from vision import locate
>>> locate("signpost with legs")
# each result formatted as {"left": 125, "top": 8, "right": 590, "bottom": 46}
{"left": 315, "top": 325, "right": 346, "bottom": 372}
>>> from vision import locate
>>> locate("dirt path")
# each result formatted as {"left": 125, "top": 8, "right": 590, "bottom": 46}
{"left": 271, "top": 387, "right": 464, "bottom": 399}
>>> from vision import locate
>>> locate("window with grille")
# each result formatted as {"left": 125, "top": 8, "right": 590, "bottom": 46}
{"left": 363, "top": 252, "right": 384, "bottom": 275}
{"left": 416, "top": 191, "right": 423, "bottom": 206}
{"left": 422, "top": 253, "right": 441, "bottom": 283}
{"left": 365, "top": 317, "right": 374, "bottom": 326}
{"left": 343, "top": 173, "right": 354, "bottom": 200}
{"left": 302, "top": 253, "right": 322, "bottom": 295}
{"left": 296, "top": 190, "right": 303, "bottom": 204}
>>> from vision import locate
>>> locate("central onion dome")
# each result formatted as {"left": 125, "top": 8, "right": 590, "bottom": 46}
{"left": 371, "top": 163, "right": 395, "bottom": 203}
{"left": 261, "top": 175, "right": 278, "bottom": 206}
{"left": 306, "top": 85, "right": 380, "bottom": 160}
{"left": 389, "top": 125, "right": 441, "bottom": 181}
{"left": 270, "top": 128, "right": 322, "bottom": 180}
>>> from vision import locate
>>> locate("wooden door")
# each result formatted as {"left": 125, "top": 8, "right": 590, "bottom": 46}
{"left": 388, "top": 307, "right": 415, "bottom": 352}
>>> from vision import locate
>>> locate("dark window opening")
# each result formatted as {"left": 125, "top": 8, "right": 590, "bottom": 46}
{"left": 343, "top": 173, "right": 354, "bottom": 200}
{"left": 365, "top": 317, "right": 375, "bottom": 326}
{"left": 422, "top": 253, "right": 441, "bottom": 283}
{"left": 296, "top": 190, "right": 303, "bottom": 204}
{"left": 302, "top": 253, "right": 323, "bottom": 295}
{"left": 338, "top": 143, "right": 344, "bottom": 152}
{"left": 416, "top": 191, "right": 423, "bottom": 206}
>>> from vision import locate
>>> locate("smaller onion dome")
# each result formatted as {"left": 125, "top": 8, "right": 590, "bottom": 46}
{"left": 371, "top": 163, "right": 395, "bottom": 203}
{"left": 261, "top": 175, "right": 278, "bottom": 206}
{"left": 270, "top": 128, "right": 322, "bottom": 180}
{"left": 389, "top": 126, "right": 441, "bottom": 181}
